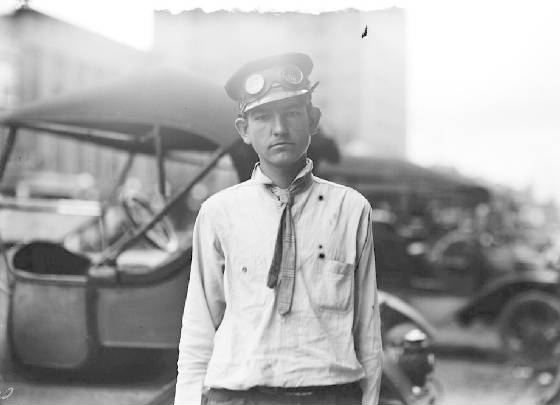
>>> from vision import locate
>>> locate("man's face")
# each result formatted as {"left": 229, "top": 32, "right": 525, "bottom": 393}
{"left": 236, "top": 97, "right": 314, "bottom": 169}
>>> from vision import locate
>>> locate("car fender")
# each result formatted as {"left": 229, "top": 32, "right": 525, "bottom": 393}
{"left": 456, "top": 269, "right": 559, "bottom": 325}
{"left": 379, "top": 291, "right": 438, "bottom": 341}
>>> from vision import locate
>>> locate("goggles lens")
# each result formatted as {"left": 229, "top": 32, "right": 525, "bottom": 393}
{"left": 240, "top": 65, "right": 309, "bottom": 113}
{"left": 245, "top": 74, "right": 265, "bottom": 95}
{"left": 243, "top": 65, "right": 305, "bottom": 98}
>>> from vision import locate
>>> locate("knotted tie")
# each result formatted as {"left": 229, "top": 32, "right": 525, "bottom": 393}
{"left": 266, "top": 171, "right": 312, "bottom": 316}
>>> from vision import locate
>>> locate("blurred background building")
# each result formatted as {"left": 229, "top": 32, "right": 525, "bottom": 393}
{"left": 153, "top": 8, "right": 406, "bottom": 159}
{"left": 0, "top": 6, "right": 149, "bottom": 192}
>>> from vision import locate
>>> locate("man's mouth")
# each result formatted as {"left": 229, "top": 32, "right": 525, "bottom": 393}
{"left": 271, "top": 142, "right": 292, "bottom": 147}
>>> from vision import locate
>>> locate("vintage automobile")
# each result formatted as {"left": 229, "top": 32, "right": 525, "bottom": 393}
{"left": 320, "top": 156, "right": 498, "bottom": 296}
{"left": 0, "top": 68, "right": 437, "bottom": 405}
{"left": 322, "top": 157, "right": 549, "bottom": 299}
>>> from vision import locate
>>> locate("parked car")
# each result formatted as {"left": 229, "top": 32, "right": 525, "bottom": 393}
{"left": 0, "top": 68, "right": 437, "bottom": 405}
{"left": 322, "top": 157, "right": 560, "bottom": 373}
{"left": 369, "top": 208, "right": 493, "bottom": 296}
{"left": 320, "top": 156, "right": 503, "bottom": 296}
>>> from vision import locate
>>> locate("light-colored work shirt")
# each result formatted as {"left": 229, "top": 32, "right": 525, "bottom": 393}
{"left": 175, "top": 159, "right": 383, "bottom": 405}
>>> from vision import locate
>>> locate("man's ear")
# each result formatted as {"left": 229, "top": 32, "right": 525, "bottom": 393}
{"left": 308, "top": 106, "right": 321, "bottom": 136}
{"left": 234, "top": 117, "right": 251, "bottom": 145}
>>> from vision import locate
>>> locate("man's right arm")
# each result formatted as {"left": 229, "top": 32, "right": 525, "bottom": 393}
{"left": 175, "top": 202, "right": 226, "bottom": 405}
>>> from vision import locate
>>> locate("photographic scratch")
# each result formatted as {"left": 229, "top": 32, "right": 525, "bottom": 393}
{"left": 0, "top": 387, "right": 14, "bottom": 401}
{"left": 0, "top": 373, "right": 13, "bottom": 401}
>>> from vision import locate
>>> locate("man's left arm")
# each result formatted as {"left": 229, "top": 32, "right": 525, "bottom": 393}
{"left": 353, "top": 205, "right": 383, "bottom": 405}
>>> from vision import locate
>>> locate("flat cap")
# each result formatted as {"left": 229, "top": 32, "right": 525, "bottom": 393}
{"left": 225, "top": 52, "right": 315, "bottom": 114}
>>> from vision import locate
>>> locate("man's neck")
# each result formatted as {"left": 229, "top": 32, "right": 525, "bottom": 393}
{"left": 260, "top": 157, "right": 307, "bottom": 189}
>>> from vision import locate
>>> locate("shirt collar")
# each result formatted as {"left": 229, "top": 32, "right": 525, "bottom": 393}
{"left": 251, "top": 158, "right": 314, "bottom": 187}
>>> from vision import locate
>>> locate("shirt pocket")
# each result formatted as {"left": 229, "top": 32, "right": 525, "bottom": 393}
{"left": 310, "top": 258, "right": 354, "bottom": 312}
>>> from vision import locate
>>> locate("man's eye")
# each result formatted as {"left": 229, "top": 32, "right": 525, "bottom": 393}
{"left": 286, "top": 110, "right": 302, "bottom": 117}
{"left": 254, "top": 114, "right": 270, "bottom": 121}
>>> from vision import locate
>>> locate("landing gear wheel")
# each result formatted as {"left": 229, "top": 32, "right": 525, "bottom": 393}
{"left": 498, "top": 292, "right": 560, "bottom": 370}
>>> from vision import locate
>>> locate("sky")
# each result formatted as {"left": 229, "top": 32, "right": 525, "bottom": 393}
{"left": 406, "top": 1, "right": 560, "bottom": 205}
{"left": 1, "top": 0, "right": 558, "bottom": 204}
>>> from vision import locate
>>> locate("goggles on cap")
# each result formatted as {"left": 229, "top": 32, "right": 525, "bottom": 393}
{"left": 239, "top": 64, "right": 312, "bottom": 113}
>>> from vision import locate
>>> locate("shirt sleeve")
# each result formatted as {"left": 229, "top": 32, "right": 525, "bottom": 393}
{"left": 175, "top": 202, "right": 226, "bottom": 405}
{"left": 353, "top": 205, "right": 383, "bottom": 405}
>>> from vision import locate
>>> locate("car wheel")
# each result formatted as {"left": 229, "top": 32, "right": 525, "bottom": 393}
{"left": 498, "top": 291, "right": 560, "bottom": 369}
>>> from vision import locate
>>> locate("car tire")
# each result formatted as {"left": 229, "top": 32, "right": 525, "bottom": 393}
{"left": 498, "top": 291, "right": 560, "bottom": 369}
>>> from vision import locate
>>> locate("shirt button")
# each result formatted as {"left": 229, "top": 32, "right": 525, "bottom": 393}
{"left": 318, "top": 253, "right": 325, "bottom": 259}
{"left": 242, "top": 266, "right": 247, "bottom": 273}
{"left": 318, "top": 195, "right": 324, "bottom": 201}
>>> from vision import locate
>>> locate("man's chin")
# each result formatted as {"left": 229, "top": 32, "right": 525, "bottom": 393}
{"left": 268, "top": 154, "right": 306, "bottom": 168}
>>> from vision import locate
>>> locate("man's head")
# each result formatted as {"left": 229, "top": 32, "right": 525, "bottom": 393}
{"left": 225, "top": 53, "right": 321, "bottom": 169}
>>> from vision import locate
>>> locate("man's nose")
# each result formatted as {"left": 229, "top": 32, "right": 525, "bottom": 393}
{"left": 272, "top": 113, "right": 288, "bottom": 136}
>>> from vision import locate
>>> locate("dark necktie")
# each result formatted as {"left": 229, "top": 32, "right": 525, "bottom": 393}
{"left": 266, "top": 171, "right": 312, "bottom": 315}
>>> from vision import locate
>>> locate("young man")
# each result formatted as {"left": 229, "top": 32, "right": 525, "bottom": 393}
{"left": 175, "top": 52, "right": 383, "bottom": 405}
